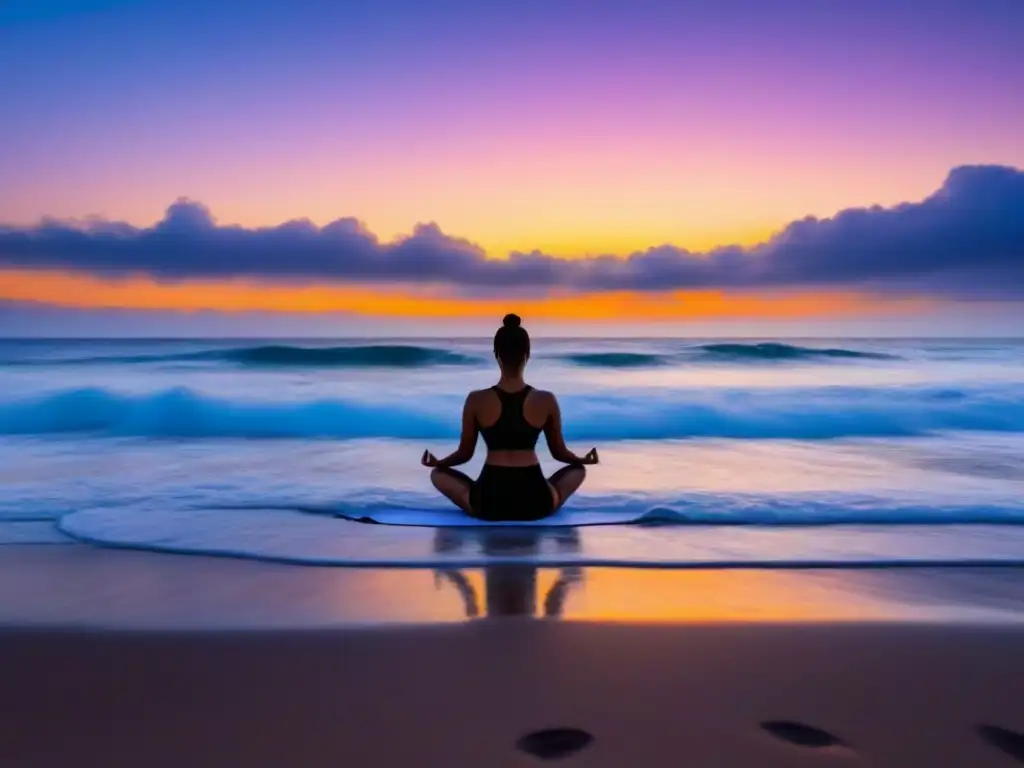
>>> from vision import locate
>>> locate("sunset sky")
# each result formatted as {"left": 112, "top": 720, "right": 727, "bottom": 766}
{"left": 1, "top": 0, "right": 1022, "bottom": 336}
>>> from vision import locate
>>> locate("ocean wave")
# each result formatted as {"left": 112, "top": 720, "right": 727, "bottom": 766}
{"left": 2, "top": 341, "right": 900, "bottom": 369}
{"left": 557, "top": 352, "right": 670, "bottom": 367}
{"left": 553, "top": 343, "right": 895, "bottom": 367}
{"left": 694, "top": 342, "right": 897, "bottom": 361}
{"left": 2, "top": 384, "right": 1023, "bottom": 440}
{"left": 219, "top": 344, "right": 478, "bottom": 367}
{"left": 6, "top": 344, "right": 481, "bottom": 368}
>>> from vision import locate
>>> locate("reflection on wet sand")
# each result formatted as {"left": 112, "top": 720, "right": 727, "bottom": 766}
{"left": 433, "top": 527, "right": 583, "bottom": 618}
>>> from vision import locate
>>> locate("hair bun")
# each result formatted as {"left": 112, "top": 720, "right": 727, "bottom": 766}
{"left": 502, "top": 313, "right": 522, "bottom": 329}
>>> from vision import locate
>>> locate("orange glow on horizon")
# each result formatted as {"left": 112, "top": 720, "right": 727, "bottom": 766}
{"left": 0, "top": 268, "right": 932, "bottom": 321}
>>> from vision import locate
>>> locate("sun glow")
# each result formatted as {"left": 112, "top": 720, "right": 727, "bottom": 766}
{"left": 0, "top": 269, "right": 932, "bottom": 321}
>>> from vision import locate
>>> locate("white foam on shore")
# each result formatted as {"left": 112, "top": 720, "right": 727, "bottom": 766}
{"left": 57, "top": 505, "right": 1024, "bottom": 568}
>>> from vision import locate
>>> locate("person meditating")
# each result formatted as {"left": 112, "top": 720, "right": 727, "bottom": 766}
{"left": 422, "top": 313, "right": 599, "bottom": 521}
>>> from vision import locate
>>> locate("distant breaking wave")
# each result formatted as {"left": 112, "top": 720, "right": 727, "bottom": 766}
{"left": 3, "top": 341, "right": 897, "bottom": 369}
{"left": 557, "top": 352, "right": 670, "bottom": 367}
{"left": 6, "top": 344, "right": 481, "bottom": 368}
{"left": 219, "top": 344, "right": 477, "bottom": 367}
{"left": 693, "top": 342, "right": 897, "bottom": 361}
{"left": 2, "top": 384, "right": 1022, "bottom": 440}
{"left": 555, "top": 343, "right": 896, "bottom": 367}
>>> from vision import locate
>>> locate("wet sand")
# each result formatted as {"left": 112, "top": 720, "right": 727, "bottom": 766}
{"left": 2, "top": 544, "right": 1024, "bottom": 767}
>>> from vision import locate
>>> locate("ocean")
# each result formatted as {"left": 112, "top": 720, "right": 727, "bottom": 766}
{"left": 3, "top": 337, "right": 1024, "bottom": 565}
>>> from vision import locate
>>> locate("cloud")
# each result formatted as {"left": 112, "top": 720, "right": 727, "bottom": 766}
{"left": 1, "top": 164, "right": 1022, "bottom": 298}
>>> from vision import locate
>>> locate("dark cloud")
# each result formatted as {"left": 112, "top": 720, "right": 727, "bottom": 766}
{"left": 1, "top": 165, "right": 1022, "bottom": 297}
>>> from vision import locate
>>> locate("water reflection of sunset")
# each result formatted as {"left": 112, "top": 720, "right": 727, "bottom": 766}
{"left": 556, "top": 569, "right": 907, "bottom": 623}
{"left": 356, "top": 567, "right": 980, "bottom": 624}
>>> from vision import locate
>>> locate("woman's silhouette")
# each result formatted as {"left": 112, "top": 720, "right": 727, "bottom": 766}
{"left": 422, "top": 313, "right": 599, "bottom": 521}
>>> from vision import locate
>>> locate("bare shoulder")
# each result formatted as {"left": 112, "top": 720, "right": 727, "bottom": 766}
{"left": 461, "top": 390, "right": 485, "bottom": 418}
{"left": 529, "top": 388, "right": 558, "bottom": 408}
{"left": 466, "top": 388, "right": 496, "bottom": 405}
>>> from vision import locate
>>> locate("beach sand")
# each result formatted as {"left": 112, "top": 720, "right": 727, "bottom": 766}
{"left": 3, "top": 544, "right": 1024, "bottom": 767}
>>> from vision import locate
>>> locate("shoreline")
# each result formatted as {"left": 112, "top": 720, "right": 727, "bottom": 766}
{"left": 5, "top": 542, "right": 1024, "bottom": 628}
{"left": 46, "top": 506, "right": 1024, "bottom": 570}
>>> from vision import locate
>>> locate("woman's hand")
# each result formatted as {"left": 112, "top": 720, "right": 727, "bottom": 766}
{"left": 421, "top": 450, "right": 440, "bottom": 468}
{"left": 580, "top": 448, "right": 600, "bottom": 465}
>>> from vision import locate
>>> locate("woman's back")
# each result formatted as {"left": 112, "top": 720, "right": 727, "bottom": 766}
{"left": 477, "top": 385, "right": 545, "bottom": 458}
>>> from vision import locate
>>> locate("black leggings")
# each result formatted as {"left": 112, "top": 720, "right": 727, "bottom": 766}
{"left": 437, "top": 464, "right": 581, "bottom": 522}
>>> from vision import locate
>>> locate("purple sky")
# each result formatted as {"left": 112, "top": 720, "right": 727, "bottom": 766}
{"left": 1, "top": 0, "right": 1022, "bottom": 334}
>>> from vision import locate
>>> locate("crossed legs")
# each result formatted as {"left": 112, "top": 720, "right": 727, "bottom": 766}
{"left": 546, "top": 464, "right": 586, "bottom": 511}
{"left": 430, "top": 464, "right": 587, "bottom": 517}
{"left": 430, "top": 467, "right": 474, "bottom": 514}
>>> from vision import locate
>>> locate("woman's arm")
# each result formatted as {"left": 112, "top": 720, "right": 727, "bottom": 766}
{"left": 542, "top": 393, "right": 598, "bottom": 465}
{"left": 434, "top": 393, "right": 479, "bottom": 468}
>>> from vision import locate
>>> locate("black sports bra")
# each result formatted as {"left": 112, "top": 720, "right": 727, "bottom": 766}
{"left": 479, "top": 386, "right": 544, "bottom": 451}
